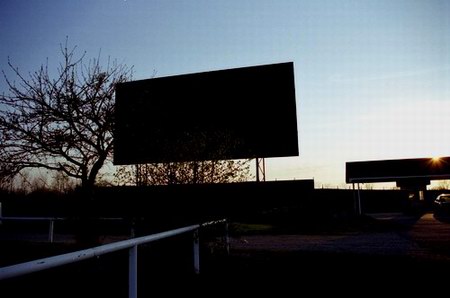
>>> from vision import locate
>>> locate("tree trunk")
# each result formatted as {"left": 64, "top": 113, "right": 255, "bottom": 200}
{"left": 76, "top": 166, "right": 99, "bottom": 245}
{"left": 88, "top": 154, "right": 107, "bottom": 188}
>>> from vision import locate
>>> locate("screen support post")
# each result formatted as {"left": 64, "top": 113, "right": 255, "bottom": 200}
{"left": 256, "top": 158, "right": 266, "bottom": 182}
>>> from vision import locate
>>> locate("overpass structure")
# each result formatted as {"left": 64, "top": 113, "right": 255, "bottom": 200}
{"left": 346, "top": 156, "right": 450, "bottom": 214}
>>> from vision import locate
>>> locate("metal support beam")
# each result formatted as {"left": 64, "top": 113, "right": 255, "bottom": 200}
{"left": 352, "top": 182, "right": 362, "bottom": 216}
{"left": 357, "top": 183, "right": 362, "bottom": 215}
{"left": 256, "top": 158, "right": 266, "bottom": 182}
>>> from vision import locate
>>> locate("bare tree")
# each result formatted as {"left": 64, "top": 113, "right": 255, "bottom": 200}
{"left": 114, "top": 113, "right": 252, "bottom": 186}
{"left": 115, "top": 159, "right": 252, "bottom": 186}
{"left": 0, "top": 41, "right": 132, "bottom": 189}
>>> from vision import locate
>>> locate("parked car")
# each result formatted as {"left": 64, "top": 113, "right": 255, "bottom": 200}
{"left": 433, "top": 194, "right": 450, "bottom": 216}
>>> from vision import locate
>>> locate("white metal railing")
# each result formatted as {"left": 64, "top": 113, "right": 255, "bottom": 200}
{"left": 0, "top": 219, "right": 229, "bottom": 298}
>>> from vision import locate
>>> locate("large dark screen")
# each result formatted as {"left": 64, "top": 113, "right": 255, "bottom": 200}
{"left": 114, "top": 62, "right": 298, "bottom": 165}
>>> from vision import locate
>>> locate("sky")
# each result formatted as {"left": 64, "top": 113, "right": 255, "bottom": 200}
{"left": 1, "top": 0, "right": 449, "bottom": 188}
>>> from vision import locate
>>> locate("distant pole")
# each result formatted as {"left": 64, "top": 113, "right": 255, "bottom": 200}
{"left": 352, "top": 182, "right": 355, "bottom": 210}
{"left": 225, "top": 220, "right": 230, "bottom": 255}
{"left": 192, "top": 162, "right": 198, "bottom": 184}
{"left": 357, "top": 183, "right": 362, "bottom": 215}
{"left": 135, "top": 164, "right": 140, "bottom": 186}
{"left": 48, "top": 220, "right": 54, "bottom": 243}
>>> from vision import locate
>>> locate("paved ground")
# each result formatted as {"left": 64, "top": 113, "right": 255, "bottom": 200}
{"left": 194, "top": 212, "right": 450, "bottom": 294}
{"left": 229, "top": 212, "right": 450, "bottom": 261}
{"left": 408, "top": 212, "right": 450, "bottom": 258}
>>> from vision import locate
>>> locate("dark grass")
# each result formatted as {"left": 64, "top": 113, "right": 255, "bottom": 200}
{"left": 0, "top": 236, "right": 198, "bottom": 297}
{"left": 2, "top": 247, "right": 446, "bottom": 297}
{"left": 2, "top": 234, "right": 448, "bottom": 297}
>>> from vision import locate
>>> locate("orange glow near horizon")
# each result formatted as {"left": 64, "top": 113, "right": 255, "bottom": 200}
{"left": 432, "top": 157, "right": 441, "bottom": 162}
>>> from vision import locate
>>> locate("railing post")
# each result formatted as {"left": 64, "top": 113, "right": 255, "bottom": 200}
{"left": 225, "top": 220, "right": 230, "bottom": 255}
{"left": 130, "top": 217, "right": 135, "bottom": 238}
{"left": 48, "top": 220, "right": 54, "bottom": 243}
{"left": 193, "top": 229, "right": 200, "bottom": 274}
{"left": 129, "top": 245, "right": 138, "bottom": 298}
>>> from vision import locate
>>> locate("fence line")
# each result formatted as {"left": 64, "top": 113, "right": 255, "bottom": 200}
{"left": 0, "top": 216, "right": 124, "bottom": 243}
{"left": 0, "top": 219, "right": 229, "bottom": 298}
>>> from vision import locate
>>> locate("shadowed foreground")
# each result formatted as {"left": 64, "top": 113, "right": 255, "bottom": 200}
{"left": 1, "top": 213, "right": 449, "bottom": 296}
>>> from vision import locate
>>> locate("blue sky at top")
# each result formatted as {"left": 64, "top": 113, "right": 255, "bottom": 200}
{"left": 1, "top": 0, "right": 449, "bottom": 187}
